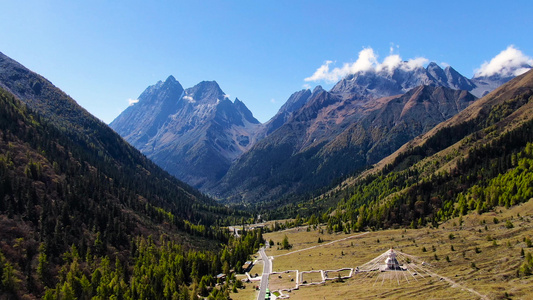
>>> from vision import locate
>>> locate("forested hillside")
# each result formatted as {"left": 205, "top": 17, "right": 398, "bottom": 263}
{"left": 0, "top": 86, "right": 262, "bottom": 299}
{"left": 0, "top": 55, "right": 262, "bottom": 299}
{"left": 267, "top": 69, "right": 533, "bottom": 232}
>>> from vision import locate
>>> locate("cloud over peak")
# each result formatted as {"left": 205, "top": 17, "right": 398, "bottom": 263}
{"left": 305, "top": 45, "right": 532, "bottom": 84}
{"left": 474, "top": 45, "right": 533, "bottom": 78}
{"left": 304, "top": 47, "right": 428, "bottom": 83}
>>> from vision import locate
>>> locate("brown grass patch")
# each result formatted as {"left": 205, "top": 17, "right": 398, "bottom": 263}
{"left": 262, "top": 200, "right": 533, "bottom": 299}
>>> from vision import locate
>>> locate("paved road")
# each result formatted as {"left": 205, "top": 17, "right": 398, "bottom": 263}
{"left": 257, "top": 244, "right": 272, "bottom": 300}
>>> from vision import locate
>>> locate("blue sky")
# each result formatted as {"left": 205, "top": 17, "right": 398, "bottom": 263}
{"left": 1, "top": 1, "right": 532, "bottom": 123}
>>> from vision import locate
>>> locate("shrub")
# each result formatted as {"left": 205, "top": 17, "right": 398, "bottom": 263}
{"left": 505, "top": 220, "right": 514, "bottom": 229}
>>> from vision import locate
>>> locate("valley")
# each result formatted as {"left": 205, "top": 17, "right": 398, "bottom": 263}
{"left": 1, "top": 26, "right": 533, "bottom": 299}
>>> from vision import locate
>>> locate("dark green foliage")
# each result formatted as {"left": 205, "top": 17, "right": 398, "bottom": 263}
{"left": 519, "top": 252, "right": 533, "bottom": 277}
{"left": 0, "top": 85, "right": 258, "bottom": 298}
{"left": 506, "top": 220, "right": 514, "bottom": 229}
{"left": 281, "top": 235, "right": 291, "bottom": 250}
{"left": 38, "top": 229, "right": 262, "bottom": 299}
{"left": 0, "top": 251, "right": 19, "bottom": 296}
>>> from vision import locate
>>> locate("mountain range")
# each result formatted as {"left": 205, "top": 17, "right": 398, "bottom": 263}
{"left": 111, "top": 60, "right": 527, "bottom": 203}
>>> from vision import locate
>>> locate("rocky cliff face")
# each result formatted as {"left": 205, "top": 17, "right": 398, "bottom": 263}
{"left": 110, "top": 77, "right": 261, "bottom": 189}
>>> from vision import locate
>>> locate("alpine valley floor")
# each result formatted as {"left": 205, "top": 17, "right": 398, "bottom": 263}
{"left": 232, "top": 199, "right": 533, "bottom": 300}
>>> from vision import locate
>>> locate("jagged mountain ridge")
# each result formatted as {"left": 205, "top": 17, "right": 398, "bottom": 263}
{"left": 110, "top": 76, "right": 261, "bottom": 188}
{"left": 257, "top": 88, "right": 313, "bottom": 138}
{"left": 330, "top": 62, "right": 501, "bottom": 100}
{"left": 209, "top": 61, "right": 528, "bottom": 203}
{"left": 212, "top": 85, "right": 476, "bottom": 203}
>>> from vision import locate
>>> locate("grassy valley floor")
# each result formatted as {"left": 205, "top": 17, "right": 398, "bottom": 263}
{"left": 251, "top": 200, "right": 533, "bottom": 299}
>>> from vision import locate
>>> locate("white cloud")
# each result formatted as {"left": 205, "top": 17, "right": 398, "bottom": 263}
{"left": 305, "top": 46, "right": 428, "bottom": 83}
{"left": 302, "top": 83, "right": 312, "bottom": 90}
{"left": 402, "top": 57, "right": 429, "bottom": 71}
{"left": 128, "top": 98, "right": 139, "bottom": 106}
{"left": 376, "top": 54, "right": 401, "bottom": 73}
{"left": 304, "top": 60, "right": 336, "bottom": 82}
{"left": 270, "top": 98, "right": 276, "bottom": 104}
{"left": 474, "top": 45, "right": 533, "bottom": 78}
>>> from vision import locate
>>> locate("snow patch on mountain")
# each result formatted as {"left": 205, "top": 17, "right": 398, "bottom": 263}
{"left": 183, "top": 95, "right": 195, "bottom": 103}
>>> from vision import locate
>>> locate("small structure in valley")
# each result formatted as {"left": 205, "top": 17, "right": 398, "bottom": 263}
{"left": 355, "top": 248, "right": 431, "bottom": 285}
{"left": 381, "top": 248, "right": 405, "bottom": 271}
{"left": 242, "top": 261, "right": 253, "bottom": 273}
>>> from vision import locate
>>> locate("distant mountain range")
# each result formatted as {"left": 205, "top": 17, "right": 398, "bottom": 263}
{"left": 111, "top": 60, "right": 530, "bottom": 203}
{"left": 214, "top": 84, "right": 476, "bottom": 203}
{"left": 330, "top": 61, "right": 510, "bottom": 99}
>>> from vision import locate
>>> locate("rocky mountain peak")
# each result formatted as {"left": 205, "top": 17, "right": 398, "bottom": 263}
{"left": 279, "top": 89, "right": 312, "bottom": 114}
{"left": 426, "top": 62, "right": 446, "bottom": 83}
{"left": 164, "top": 74, "right": 177, "bottom": 83}
{"left": 185, "top": 81, "right": 225, "bottom": 104}
{"left": 313, "top": 85, "right": 324, "bottom": 94}
{"left": 234, "top": 98, "right": 260, "bottom": 124}
{"left": 111, "top": 77, "right": 261, "bottom": 189}
{"left": 138, "top": 75, "right": 184, "bottom": 106}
